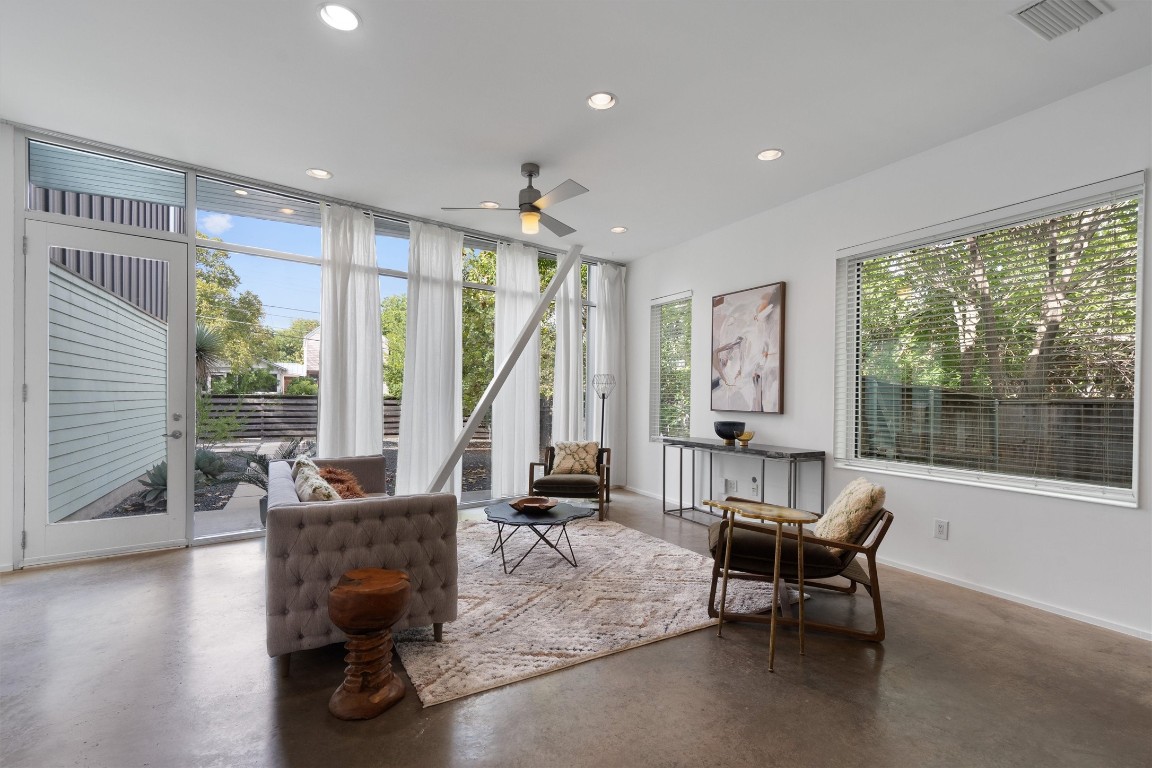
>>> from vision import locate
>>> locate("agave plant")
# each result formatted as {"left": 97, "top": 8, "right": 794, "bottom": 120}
{"left": 195, "top": 322, "right": 227, "bottom": 387}
{"left": 139, "top": 461, "right": 169, "bottom": 504}
{"left": 138, "top": 449, "right": 229, "bottom": 505}
{"left": 231, "top": 437, "right": 315, "bottom": 492}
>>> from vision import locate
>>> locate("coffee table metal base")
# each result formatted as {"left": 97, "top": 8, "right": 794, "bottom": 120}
{"left": 490, "top": 522, "right": 580, "bottom": 574}
{"left": 484, "top": 502, "right": 597, "bottom": 575}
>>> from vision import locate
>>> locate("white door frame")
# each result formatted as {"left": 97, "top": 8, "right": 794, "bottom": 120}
{"left": 22, "top": 220, "right": 192, "bottom": 565}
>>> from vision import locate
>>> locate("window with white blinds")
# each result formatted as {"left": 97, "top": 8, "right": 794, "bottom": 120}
{"left": 650, "top": 294, "right": 692, "bottom": 440}
{"left": 835, "top": 175, "right": 1143, "bottom": 505}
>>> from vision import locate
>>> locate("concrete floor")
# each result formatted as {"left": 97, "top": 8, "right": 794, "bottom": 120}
{"left": 1, "top": 491, "right": 1149, "bottom": 768}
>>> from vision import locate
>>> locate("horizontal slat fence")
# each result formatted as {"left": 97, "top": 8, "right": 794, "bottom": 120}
{"left": 204, "top": 396, "right": 491, "bottom": 441}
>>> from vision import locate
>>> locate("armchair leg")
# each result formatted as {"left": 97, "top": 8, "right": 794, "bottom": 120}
{"left": 434, "top": 622, "right": 444, "bottom": 642}
{"left": 278, "top": 653, "right": 292, "bottom": 678}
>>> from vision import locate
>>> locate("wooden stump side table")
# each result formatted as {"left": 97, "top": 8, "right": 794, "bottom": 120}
{"left": 327, "top": 568, "right": 412, "bottom": 720}
{"left": 704, "top": 500, "right": 819, "bottom": 672}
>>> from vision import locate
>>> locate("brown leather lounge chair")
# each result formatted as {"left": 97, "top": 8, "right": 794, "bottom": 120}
{"left": 706, "top": 483, "right": 894, "bottom": 641}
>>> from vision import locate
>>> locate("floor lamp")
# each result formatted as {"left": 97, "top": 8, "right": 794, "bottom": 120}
{"left": 593, "top": 374, "right": 616, "bottom": 502}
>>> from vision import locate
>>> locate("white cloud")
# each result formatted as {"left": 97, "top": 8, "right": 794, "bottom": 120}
{"left": 198, "top": 212, "right": 234, "bottom": 236}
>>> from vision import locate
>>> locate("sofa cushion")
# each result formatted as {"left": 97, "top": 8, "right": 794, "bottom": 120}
{"left": 533, "top": 473, "right": 600, "bottom": 496}
{"left": 553, "top": 441, "right": 599, "bottom": 475}
{"left": 294, "top": 465, "right": 341, "bottom": 501}
{"left": 708, "top": 521, "right": 846, "bottom": 579}
{"left": 812, "top": 477, "right": 886, "bottom": 555}
{"left": 292, "top": 455, "right": 319, "bottom": 480}
{"left": 318, "top": 467, "right": 367, "bottom": 499}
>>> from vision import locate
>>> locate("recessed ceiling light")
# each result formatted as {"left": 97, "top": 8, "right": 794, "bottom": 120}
{"left": 587, "top": 92, "right": 617, "bottom": 110}
{"left": 479, "top": 201, "right": 499, "bottom": 209}
{"left": 757, "top": 148, "right": 784, "bottom": 161}
{"left": 280, "top": 208, "right": 295, "bottom": 215}
{"left": 610, "top": 226, "right": 628, "bottom": 234}
{"left": 318, "top": 4, "right": 360, "bottom": 31}
{"left": 305, "top": 168, "right": 333, "bottom": 179}
{"left": 233, "top": 189, "right": 249, "bottom": 196}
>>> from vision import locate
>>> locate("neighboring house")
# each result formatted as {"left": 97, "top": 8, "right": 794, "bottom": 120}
{"left": 302, "top": 326, "right": 390, "bottom": 393}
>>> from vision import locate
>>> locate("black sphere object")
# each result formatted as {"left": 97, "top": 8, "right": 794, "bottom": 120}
{"left": 714, "top": 421, "right": 746, "bottom": 445}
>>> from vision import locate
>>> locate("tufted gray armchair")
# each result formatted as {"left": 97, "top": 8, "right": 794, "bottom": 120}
{"left": 264, "top": 456, "right": 458, "bottom": 672}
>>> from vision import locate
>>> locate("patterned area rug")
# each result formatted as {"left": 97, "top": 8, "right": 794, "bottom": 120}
{"left": 394, "top": 519, "right": 789, "bottom": 707}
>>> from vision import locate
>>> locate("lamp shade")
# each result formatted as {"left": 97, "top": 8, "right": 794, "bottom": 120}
{"left": 593, "top": 373, "right": 616, "bottom": 397}
{"left": 520, "top": 210, "right": 541, "bottom": 235}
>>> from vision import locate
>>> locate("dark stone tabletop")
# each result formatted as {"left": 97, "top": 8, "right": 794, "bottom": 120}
{"left": 484, "top": 502, "right": 597, "bottom": 526}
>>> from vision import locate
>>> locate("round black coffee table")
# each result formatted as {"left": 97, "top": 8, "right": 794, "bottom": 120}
{"left": 485, "top": 502, "right": 597, "bottom": 574}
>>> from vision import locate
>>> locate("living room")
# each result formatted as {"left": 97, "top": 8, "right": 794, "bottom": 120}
{"left": 1, "top": 2, "right": 1150, "bottom": 767}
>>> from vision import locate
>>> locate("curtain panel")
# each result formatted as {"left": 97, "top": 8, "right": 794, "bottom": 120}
{"left": 551, "top": 254, "right": 584, "bottom": 443}
{"left": 593, "top": 263, "right": 627, "bottom": 484}
{"left": 491, "top": 242, "right": 541, "bottom": 497}
{"left": 317, "top": 204, "right": 382, "bottom": 457}
{"left": 396, "top": 222, "right": 463, "bottom": 495}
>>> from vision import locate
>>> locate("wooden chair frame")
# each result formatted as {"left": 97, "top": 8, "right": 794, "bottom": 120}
{"left": 528, "top": 446, "right": 611, "bottom": 521}
{"left": 707, "top": 508, "right": 894, "bottom": 642}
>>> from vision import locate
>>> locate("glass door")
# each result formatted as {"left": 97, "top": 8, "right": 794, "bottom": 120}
{"left": 22, "top": 221, "right": 190, "bottom": 564}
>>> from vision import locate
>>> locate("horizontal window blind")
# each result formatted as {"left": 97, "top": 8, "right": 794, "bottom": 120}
{"left": 650, "top": 295, "right": 692, "bottom": 440}
{"left": 836, "top": 182, "right": 1142, "bottom": 504}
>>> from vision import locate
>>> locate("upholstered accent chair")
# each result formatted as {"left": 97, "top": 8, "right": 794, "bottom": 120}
{"left": 528, "top": 443, "right": 610, "bottom": 520}
{"left": 706, "top": 487, "right": 894, "bottom": 641}
{"left": 265, "top": 456, "right": 458, "bottom": 673}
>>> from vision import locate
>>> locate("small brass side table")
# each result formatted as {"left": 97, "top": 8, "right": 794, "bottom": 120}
{"left": 704, "top": 500, "right": 819, "bottom": 672}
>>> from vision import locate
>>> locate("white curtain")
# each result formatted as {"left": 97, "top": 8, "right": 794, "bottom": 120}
{"left": 491, "top": 242, "right": 541, "bottom": 497}
{"left": 551, "top": 252, "right": 584, "bottom": 443}
{"left": 318, "top": 204, "right": 382, "bottom": 457}
{"left": 396, "top": 222, "right": 463, "bottom": 495}
{"left": 593, "top": 263, "right": 627, "bottom": 484}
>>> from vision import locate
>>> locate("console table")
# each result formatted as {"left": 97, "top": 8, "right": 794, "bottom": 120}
{"left": 661, "top": 437, "right": 825, "bottom": 522}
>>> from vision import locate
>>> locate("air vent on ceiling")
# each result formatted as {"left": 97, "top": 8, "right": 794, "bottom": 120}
{"left": 1014, "top": 0, "right": 1113, "bottom": 40}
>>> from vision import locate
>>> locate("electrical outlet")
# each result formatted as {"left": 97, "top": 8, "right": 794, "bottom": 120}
{"left": 750, "top": 477, "right": 759, "bottom": 498}
{"left": 723, "top": 478, "right": 737, "bottom": 494}
{"left": 934, "top": 519, "right": 950, "bottom": 540}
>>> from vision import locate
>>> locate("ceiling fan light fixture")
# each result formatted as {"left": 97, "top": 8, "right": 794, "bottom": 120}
{"left": 610, "top": 226, "right": 628, "bottom": 234}
{"left": 520, "top": 210, "right": 541, "bottom": 235}
{"left": 757, "top": 148, "right": 784, "bottom": 162}
{"left": 587, "top": 92, "right": 617, "bottom": 110}
{"left": 479, "top": 201, "right": 499, "bottom": 209}
{"left": 318, "top": 4, "right": 360, "bottom": 31}
{"left": 305, "top": 168, "right": 332, "bottom": 179}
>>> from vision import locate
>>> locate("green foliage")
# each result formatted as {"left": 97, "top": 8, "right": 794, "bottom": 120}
{"left": 462, "top": 249, "right": 497, "bottom": 415}
{"left": 286, "top": 376, "right": 318, "bottom": 396}
{"left": 194, "top": 448, "right": 228, "bottom": 483}
{"left": 140, "top": 449, "right": 227, "bottom": 505}
{"left": 656, "top": 299, "right": 692, "bottom": 437}
{"left": 196, "top": 235, "right": 274, "bottom": 371}
{"left": 140, "top": 461, "right": 169, "bottom": 503}
{"left": 270, "top": 318, "right": 319, "bottom": 363}
{"left": 195, "top": 391, "right": 244, "bottom": 445}
{"left": 195, "top": 322, "right": 227, "bottom": 386}
{"left": 231, "top": 437, "right": 315, "bottom": 492}
{"left": 858, "top": 200, "right": 1140, "bottom": 399}
{"left": 211, "top": 368, "right": 278, "bottom": 394}
{"left": 380, "top": 294, "right": 407, "bottom": 399}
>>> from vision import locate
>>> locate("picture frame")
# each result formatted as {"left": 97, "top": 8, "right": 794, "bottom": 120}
{"left": 711, "top": 281, "right": 785, "bottom": 413}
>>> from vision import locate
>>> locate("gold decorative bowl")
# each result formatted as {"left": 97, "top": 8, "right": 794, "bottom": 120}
{"left": 737, "top": 431, "right": 755, "bottom": 447}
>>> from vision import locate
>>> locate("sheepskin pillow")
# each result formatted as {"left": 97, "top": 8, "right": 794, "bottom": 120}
{"left": 318, "top": 467, "right": 368, "bottom": 499}
{"left": 552, "top": 441, "right": 599, "bottom": 475}
{"left": 294, "top": 464, "right": 340, "bottom": 502}
{"left": 812, "top": 477, "right": 886, "bottom": 556}
{"left": 291, "top": 455, "right": 319, "bottom": 480}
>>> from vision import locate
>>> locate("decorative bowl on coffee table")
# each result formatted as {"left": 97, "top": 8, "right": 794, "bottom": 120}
{"left": 510, "top": 496, "right": 559, "bottom": 513}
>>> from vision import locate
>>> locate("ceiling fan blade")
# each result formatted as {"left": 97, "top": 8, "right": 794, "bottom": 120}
{"left": 534, "top": 179, "right": 588, "bottom": 210}
{"left": 539, "top": 213, "right": 576, "bottom": 237}
{"left": 441, "top": 207, "right": 515, "bottom": 211}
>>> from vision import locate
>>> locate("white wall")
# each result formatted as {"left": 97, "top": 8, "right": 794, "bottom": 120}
{"left": 1, "top": 123, "right": 16, "bottom": 570}
{"left": 626, "top": 67, "right": 1152, "bottom": 638}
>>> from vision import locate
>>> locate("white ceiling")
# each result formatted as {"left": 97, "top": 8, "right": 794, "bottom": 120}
{"left": 1, "top": 0, "right": 1149, "bottom": 262}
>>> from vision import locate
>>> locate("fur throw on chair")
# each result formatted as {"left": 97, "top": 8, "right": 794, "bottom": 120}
{"left": 318, "top": 467, "right": 367, "bottom": 499}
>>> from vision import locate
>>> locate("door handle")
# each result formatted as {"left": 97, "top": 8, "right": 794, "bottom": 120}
{"left": 167, "top": 430, "right": 183, "bottom": 439}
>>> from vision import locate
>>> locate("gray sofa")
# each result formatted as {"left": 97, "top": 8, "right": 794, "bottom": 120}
{"left": 264, "top": 456, "right": 458, "bottom": 666}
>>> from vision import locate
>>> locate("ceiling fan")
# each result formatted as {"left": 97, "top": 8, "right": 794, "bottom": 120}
{"left": 442, "top": 162, "right": 588, "bottom": 237}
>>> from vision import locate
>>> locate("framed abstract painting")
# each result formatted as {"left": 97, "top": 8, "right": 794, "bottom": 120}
{"left": 711, "top": 281, "right": 785, "bottom": 413}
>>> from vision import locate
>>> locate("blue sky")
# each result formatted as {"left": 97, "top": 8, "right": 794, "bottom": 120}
{"left": 196, "top": 210, "right": 409, "bottom": 330}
